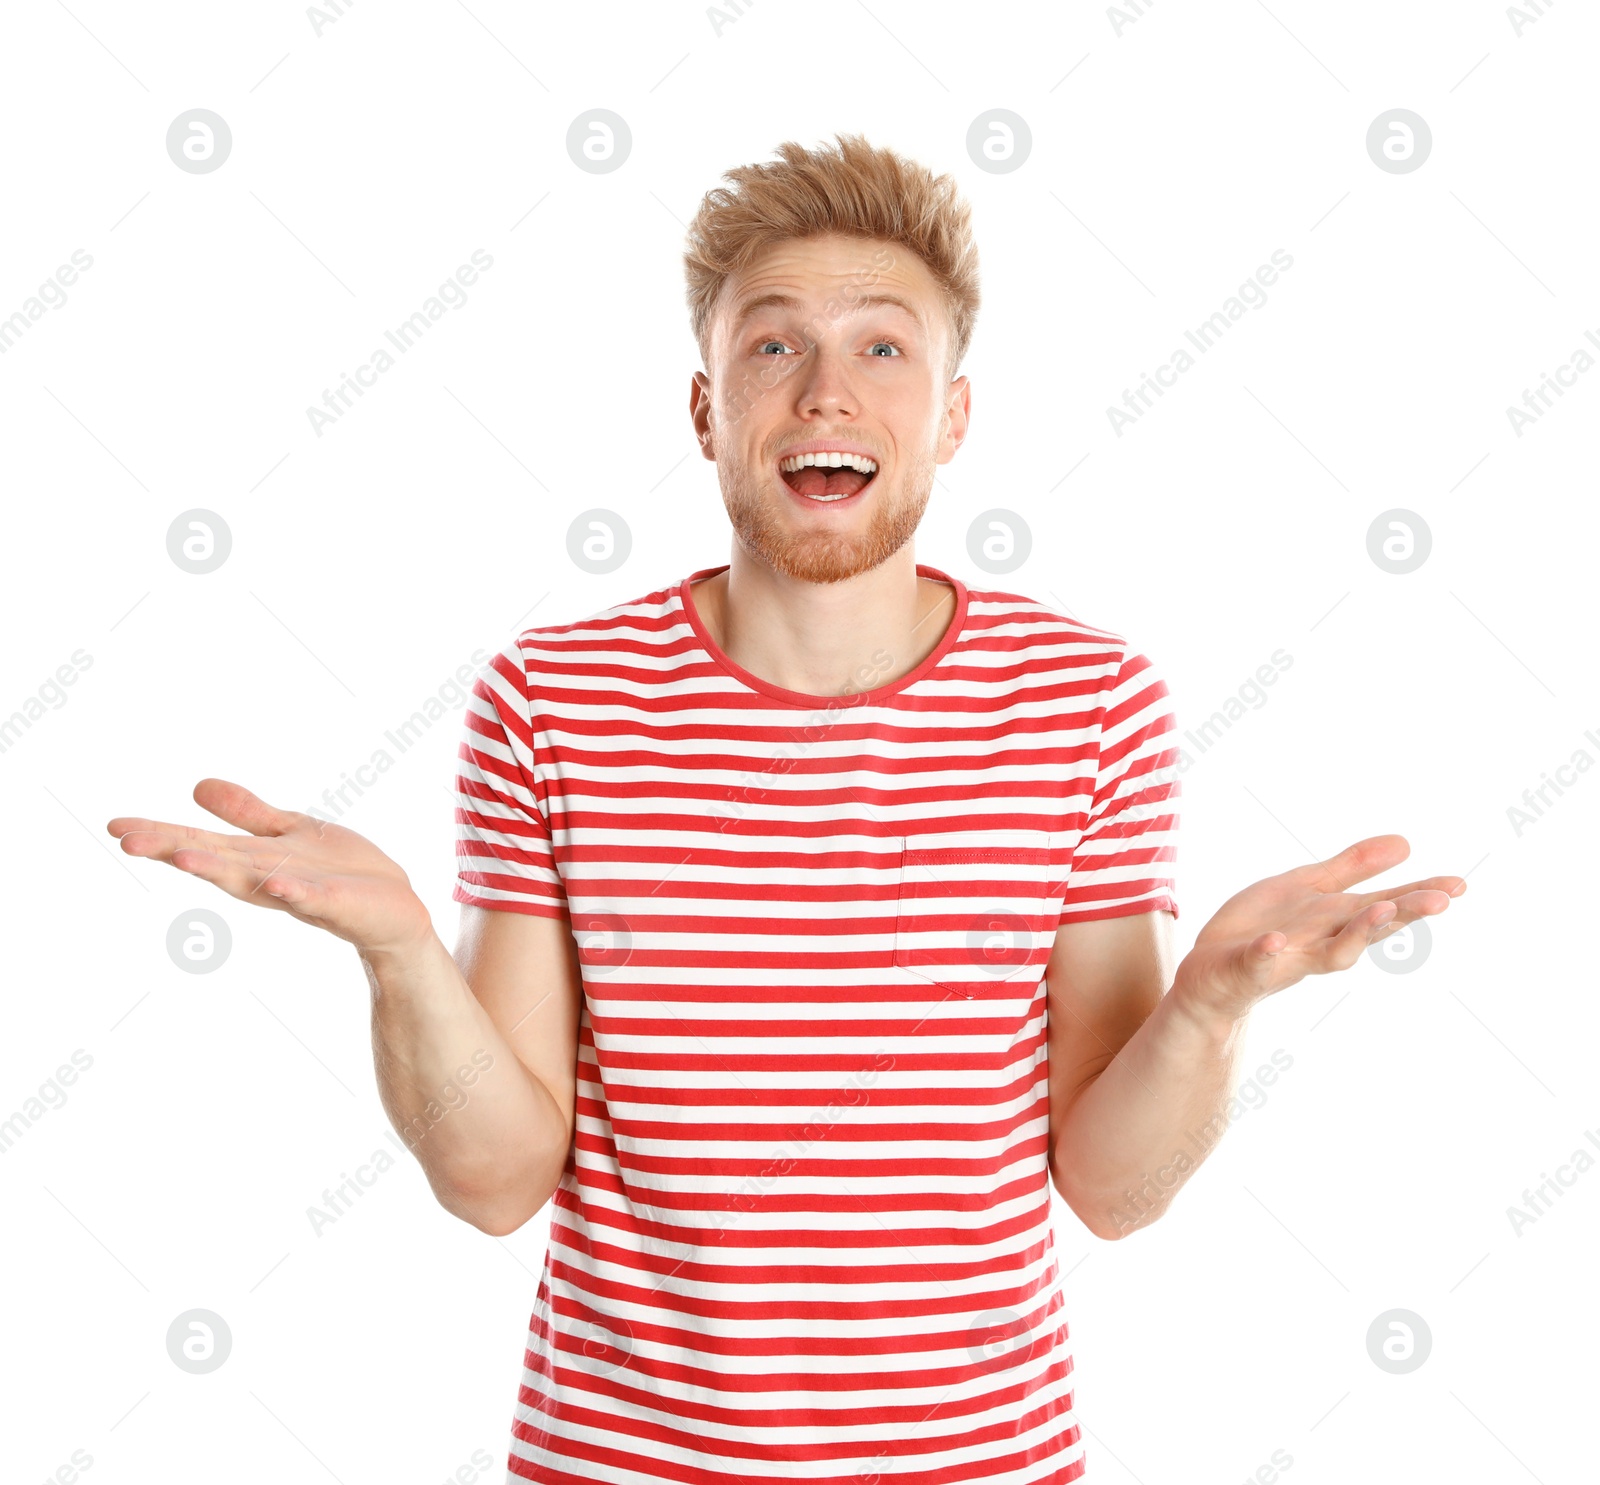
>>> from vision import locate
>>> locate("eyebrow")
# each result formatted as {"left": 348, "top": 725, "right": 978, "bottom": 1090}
{"left": 730, "top": 290, "right": 926, "bottom": 334}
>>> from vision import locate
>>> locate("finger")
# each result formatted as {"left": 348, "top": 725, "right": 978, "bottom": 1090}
{"left": 1302, "top": 834, "right": 1410, "bottom": 895}
{"left": 1352, "top": 875, "right": 1466, "bottom": 909}
{"left": 109, "top": 817, "right": 247, "bottom": 861}
{"left": 169, "top": 845, "right": 302, "bottom": 905}
{"left": 1320, "top": 899, "right": 1397, "bottom": 972}
{"left": 191, "top": 778, "right": 302, "bottom": 838}
{"left": 1322, "top": 887, "right": 1458, "bottom": 966}
{"left": 1386, "top": 887, "right": 1456, "bottom": 917}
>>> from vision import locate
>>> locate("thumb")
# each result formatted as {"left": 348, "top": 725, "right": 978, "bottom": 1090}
{"left": 193, "top": 778, "right": 300, "bottom": 837}
{"left": 255, "top": 869, "right": 334, "bottom": 923}
{"left": 1230, "top": 932, "right": 1285, "bottom": 986}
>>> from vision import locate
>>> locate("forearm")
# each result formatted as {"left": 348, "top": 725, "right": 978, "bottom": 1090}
{"left": 359, "top": 929, "right": 570, "bottom": 1232}
{"left": 1050, "top": 987, "right": 1248, "bottom": 1239}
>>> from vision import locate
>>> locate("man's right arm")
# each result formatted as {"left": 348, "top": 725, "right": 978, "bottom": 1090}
{"left": 361, "top": 905, "right": 584, "bottom": 1236}
{"left": 107, "top": 778, "right": 584, "bottom": 1238}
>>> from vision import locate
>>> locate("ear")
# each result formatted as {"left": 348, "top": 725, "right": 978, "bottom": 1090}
{"left": 690, "top": 370, "right": 717, "bottom": 460}
{"left": 938, "top": 374, "right": 972, "bottom": 464}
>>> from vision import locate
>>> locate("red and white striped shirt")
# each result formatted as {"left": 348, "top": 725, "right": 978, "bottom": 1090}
{"left": 452, "top": 562, "right": 1180, "bottom": 1485}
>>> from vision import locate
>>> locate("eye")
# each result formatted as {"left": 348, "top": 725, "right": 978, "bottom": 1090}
{"left": 866, "top": 338, "right": 904, "bottom": 357}
{"left": 755, "top": 339, "right": 793, "bottom": 355}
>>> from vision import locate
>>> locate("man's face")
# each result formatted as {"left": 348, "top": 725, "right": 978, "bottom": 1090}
{"left": 690, "top": 233, "right": 970, "bottom": 586}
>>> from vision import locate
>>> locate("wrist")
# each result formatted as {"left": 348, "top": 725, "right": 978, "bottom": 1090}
{"left": 1167, "top": 968, "right": 1252, "bottom": 1046}
{"left": 356, "top": 913, "right": 440, "bottom": 975}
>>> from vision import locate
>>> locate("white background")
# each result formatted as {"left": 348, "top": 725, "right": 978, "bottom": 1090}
{"left": 2, "top": 2, "right": 1595, "bottom": 1482}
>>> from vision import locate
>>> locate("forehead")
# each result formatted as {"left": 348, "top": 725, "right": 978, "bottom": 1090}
{"left": 715, "top": 234, "right": 940, "bottom": 330}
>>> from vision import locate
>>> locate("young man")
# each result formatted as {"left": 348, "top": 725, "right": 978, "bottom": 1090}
{"left": 110, "top": 135, "right": 1465, "bottom": 1484}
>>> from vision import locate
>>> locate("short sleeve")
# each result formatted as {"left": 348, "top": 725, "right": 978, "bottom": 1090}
{"left": 1060, "top": 646, "right": 1180, "bottom": 925}
{"left": 451, "top": 640, "right": 569, "bottom": 921}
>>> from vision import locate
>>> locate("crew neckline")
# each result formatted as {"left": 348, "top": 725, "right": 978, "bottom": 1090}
{"left": 677, "top": 562, "right": 969, "bottom": 708}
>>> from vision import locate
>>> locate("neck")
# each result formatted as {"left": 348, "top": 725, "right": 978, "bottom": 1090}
{"left": 691, "top": 550, "right": 956, "bottom": 698}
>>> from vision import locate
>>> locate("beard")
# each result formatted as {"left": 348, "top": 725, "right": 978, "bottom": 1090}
{"left": 716, "top": 439, "right": 940, "bottom": 586}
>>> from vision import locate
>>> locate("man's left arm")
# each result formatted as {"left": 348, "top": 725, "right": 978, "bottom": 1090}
{"left": 1046, "top": 835, "right": 1467, "bottom": 1241}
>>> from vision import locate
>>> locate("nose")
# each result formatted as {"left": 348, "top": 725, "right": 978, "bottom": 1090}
{"left": 789, "top": 341, "right": 857, "bottom": 421}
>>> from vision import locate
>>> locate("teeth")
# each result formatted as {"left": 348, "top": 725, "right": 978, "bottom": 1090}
{"left": 779, "top": 451, "right": 878, "bottom": 474}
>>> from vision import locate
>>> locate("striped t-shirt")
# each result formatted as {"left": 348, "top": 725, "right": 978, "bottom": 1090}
{"left": 452, "top": 561, "right": 1180, "bottom": 1485}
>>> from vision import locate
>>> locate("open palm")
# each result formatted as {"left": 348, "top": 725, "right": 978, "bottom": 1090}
{"left": 1174, "top": 834, "right": 1466, "bottom": 1021}
{"left": 107, "top": 777, "right": 432, "bottom": 957}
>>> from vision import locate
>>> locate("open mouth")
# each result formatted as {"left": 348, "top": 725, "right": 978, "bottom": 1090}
{"left": 777, "top": 452, "right": 878, "bottom": 503}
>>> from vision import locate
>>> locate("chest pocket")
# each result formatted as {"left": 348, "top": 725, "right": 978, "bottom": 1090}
{"left": 893, "top": 829, "right": 1059, "bottom": 996}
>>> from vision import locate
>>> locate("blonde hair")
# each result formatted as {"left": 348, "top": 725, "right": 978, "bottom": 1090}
{"left": 683, "top": 132, "right": 980, "bottom": 381}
